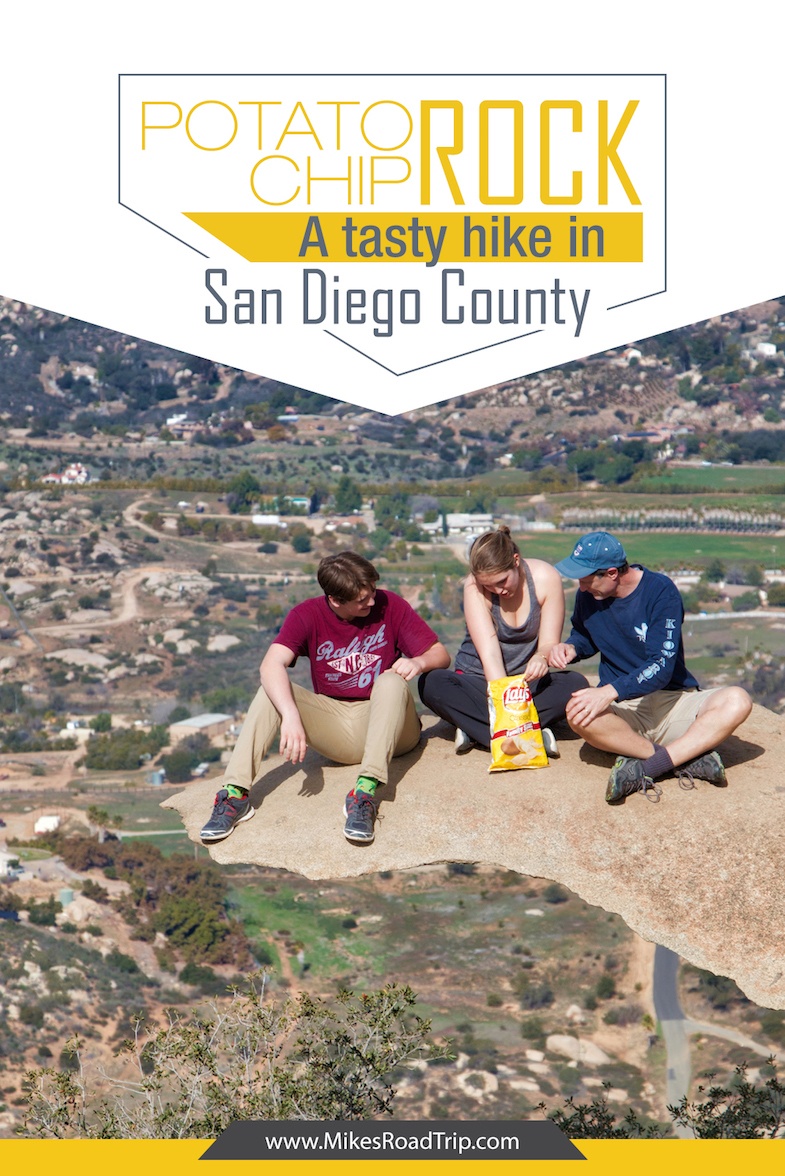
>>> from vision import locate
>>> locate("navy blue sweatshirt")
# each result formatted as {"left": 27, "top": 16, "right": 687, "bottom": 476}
{"left": 566, "top": 567, "right": 700, "bottom": 702}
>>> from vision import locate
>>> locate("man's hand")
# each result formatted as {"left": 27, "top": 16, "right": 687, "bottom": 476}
{"left": 566, "top": 684, "right": 618, "bottom": 727}
{"left": 523, "top": 652, "right": 550, "bottom": 681}
{"left": 260, "top": 644, "right": 307, "bottom": 761}
{"left": 279, "top": 713, "right": 308, "bottom": 763}
{"left": 390, "top": 656, "right": 422, "bottom": 681}
{"left": 548, "top": 643, "right": 577, "bottom": 669}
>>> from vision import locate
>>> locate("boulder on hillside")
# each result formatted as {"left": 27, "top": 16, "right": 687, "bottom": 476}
{"left": 162, "top": 704, "right": 783, "bottom": 1009}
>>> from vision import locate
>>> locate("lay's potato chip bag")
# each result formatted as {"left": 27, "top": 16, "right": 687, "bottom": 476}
{"left": 487, "top": 675, "right": 548, "bottom": 772}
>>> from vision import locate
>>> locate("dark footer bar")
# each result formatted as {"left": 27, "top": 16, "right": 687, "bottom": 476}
{"left": 200, "top": 1120, "right": 585, "bottom": 1161}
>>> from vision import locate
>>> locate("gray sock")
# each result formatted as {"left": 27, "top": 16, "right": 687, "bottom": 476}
{"left": 641, "top": 743, "right": 673, "bottom": 779}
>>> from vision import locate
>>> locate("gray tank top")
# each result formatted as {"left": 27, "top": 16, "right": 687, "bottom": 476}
{"left": 454, "top": 560, "right": 541, "bottom": 676}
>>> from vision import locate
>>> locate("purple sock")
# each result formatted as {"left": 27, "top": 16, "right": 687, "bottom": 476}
{"left": 641, "top": 743, "right": 673, "bottom": 779}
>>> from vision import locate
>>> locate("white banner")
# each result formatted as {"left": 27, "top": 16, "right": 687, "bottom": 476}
{"left": 0, "top": 3, "right": 782, "bottom": 410}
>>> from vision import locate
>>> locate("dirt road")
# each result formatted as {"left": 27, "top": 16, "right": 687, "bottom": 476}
{"left": 30, "top": 564, "right": 179, "bottom": 638}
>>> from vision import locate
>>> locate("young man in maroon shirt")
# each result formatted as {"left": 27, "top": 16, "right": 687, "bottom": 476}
{"left": 200, "top": 551, "right": 450, "bottom": 845}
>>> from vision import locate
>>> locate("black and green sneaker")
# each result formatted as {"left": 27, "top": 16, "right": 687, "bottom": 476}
{"left": 343, "top": 790, "right": 378, "bottom": 843}
{"left": 606, "top": 756, "right": 661, "bottom": 805}
{"left": 677, "top": 750, "right": 727, "bottom": 790}
{"left": 200, "top": 788, "right": 255, "bottom": 841}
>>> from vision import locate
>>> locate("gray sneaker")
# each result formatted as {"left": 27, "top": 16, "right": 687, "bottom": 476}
{"left": 677, "top": 750, "right": 727, "bottom": 789}
{"left": 200, "top": 788, "right": 255, "bottom": 841}
{"left": 343, "top": 790, "right": 378, "bottom": 843}
{"left": 606, "top": 757, "right": 661, "bottom": 805}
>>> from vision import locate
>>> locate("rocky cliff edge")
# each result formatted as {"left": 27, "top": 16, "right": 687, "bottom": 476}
{"left": 162, "top": 704, "right": 783, "bottom": 1009}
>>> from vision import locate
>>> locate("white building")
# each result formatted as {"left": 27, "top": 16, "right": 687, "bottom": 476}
{"left": 444, "top": 513, "right": 494, "bottom": 534}
{"left": 169, "top": 713, "right": 234, "bottom": 744}
{"left": 0, "top": 851, "right": 21, "bottom": 878}
{"left": 34, "top": 816, "right": 60, "bottom": 835}
{"left": 39, "top": 462, "right": 91, "bottom": 486}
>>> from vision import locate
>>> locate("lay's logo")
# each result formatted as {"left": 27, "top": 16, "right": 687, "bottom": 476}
{"left": 503, "top": 683, "right": 530, "bottom": 709}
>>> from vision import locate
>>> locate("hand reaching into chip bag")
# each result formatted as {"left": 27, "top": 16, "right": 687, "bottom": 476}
{"left": 487, "top": 674, "right": 549, "bottom": 772}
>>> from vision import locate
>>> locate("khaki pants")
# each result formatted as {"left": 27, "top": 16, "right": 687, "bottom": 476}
{"left": 223, "top": 670, "right": 422, "bottom": 790}
{"left": 610, "top": 687, "right": 721, "bottom": 745}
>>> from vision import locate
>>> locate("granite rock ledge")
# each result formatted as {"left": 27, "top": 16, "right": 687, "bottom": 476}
{"left": 162, "top": 705, "right": 784, "bottom": 1009}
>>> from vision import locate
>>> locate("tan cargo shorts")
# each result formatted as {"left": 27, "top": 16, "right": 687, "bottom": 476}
{"left": 610, "top": 687, "right": 721, "bottom": 746}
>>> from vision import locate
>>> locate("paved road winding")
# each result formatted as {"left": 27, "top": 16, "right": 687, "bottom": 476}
{"left": 652, "top": 944, "right": 780, "bottom": 1137}
{"left": 653, "top": 945, "right": 692, "bottom": 1136}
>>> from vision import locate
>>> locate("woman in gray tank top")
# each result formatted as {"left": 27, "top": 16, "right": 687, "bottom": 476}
{"left": 418, "top": 527, "right": 588, "bottom": 757}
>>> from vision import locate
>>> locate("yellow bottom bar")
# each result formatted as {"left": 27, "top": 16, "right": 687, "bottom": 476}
{"left": 3, "top": 1138, "right": 784, "bottom": 1176}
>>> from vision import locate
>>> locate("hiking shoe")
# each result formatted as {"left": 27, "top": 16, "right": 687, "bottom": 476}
{"left": 606, "top": 757, "right": 661, "bottom": 805}
{"left": 542, "top": 727, "right": 560, "bottom": 758}
{"left": 454, "top": 727, "right": 475, "bottom": 754}
{"left": 343, "top": 790, "right": 378, "bottom": 843}
{"left": 200, "top": 788, "right": 255, "bottom": 841}
{"left": 678, "top": 750, "right": 727, "bottom": 788}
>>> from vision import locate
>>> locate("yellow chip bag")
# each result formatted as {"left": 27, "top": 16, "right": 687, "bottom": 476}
{"left": 487, "top": 675, "right": 548, "bottom": 771}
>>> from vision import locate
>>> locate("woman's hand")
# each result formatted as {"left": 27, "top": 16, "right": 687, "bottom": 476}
{"left": 524, "top": 651, "right": 550, "bottom": 681}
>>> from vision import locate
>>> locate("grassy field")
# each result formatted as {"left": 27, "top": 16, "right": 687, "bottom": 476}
{"left": 115, "top": 830, "right": 194, "bottom": 855}
{"left": 13, "top": 846, "right": 54, "bottom": 862}
{"left": 637, "top": 464, "right": 785, "bottom": 492}
{"left": 500, "top": 488, "right": 785, "bottom": 514}
{"left": 228, "top": 868, "right": 634, "bottom": 1027}
{"left": 225, "top": 866, "right": 667, "bottom": 1117}
{"left": 514, "top": 531, "right": 785, "bottom": 569}
{"left": 0, "top": 782, "right": 188, "bottom": 832}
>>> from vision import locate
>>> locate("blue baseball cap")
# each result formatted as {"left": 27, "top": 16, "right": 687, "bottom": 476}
{"left": 554, "top": 531, "right": 627, "bottom": 578}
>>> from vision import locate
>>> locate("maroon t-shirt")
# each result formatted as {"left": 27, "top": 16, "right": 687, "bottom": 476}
{"left": 274, "top": 590, "right": 439, "bottom": 699}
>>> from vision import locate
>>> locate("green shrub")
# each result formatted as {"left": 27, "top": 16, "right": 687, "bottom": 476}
{"left": 107, "top": 950, "right": 140, "bottom": 975}
{"left": 514, "top": 976, "right": 554, "bottom": 1010}
{"left": 85, "top": 725, "right": 168, "bottom": 771}
{"left": 731, "top": 590, "right": 760, "bottom": 612}
{"left": 59, "top": 1047, "right": 80, "bottom": 1073}
{"left": 690, "top": 968, "right": 748, "bottom": 1011}
{"left": 27, "top": 898, "right": 62, "bottom": 927}
{"left": 595, "top": 973, "right": 617, "bottom": 1000}
{"left": 19, "top": 1004, "right": 45, "bottom": 1029}
{"left": 160, "top": 748, "right": 196, "bottom": 784}
{"left": 80, "top": 879, "right": 110, "bottom": 903}
{"left": 759, "top": 1010, "right": 785, "bottom": 1046}
{"left": 23, "top": 983, "right": 444, "bottom": 1137}
{"left": 603, "top": 1003, "right": 643, "bottom": 1027}
{"left": 179, "top": 961, "right": 222, "bottom": 992}
{"left": 154, "top": 947, "right": 177, "bottom": 973}
{"left": 520, "top": 1016, "right": 546, "bottom": 1045}
{"left": 253, "top": 944, "right": 275, "bottom": 967}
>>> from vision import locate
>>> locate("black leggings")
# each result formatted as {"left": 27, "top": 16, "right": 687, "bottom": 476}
{"left": 418, "top": 668, "right": 589, "bottom": 749}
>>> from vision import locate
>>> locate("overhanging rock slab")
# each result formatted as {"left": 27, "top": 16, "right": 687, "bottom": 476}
{"left": 162, "top": 705, "right": 784, "bottom": 1009}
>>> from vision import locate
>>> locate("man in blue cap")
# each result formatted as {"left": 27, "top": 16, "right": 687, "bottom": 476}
{"left": 549, "top": 531, "right": 752, "bottom": 804}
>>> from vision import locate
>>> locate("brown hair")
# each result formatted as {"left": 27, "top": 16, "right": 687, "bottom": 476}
{"left": 317, "top": 551, "right": 379, "bottom": 602}
{"left": 596, "top": 561, "right": 631, "bottom": 578}
{"left": 468, "top": 526, "right": 521, "bottom": 577}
